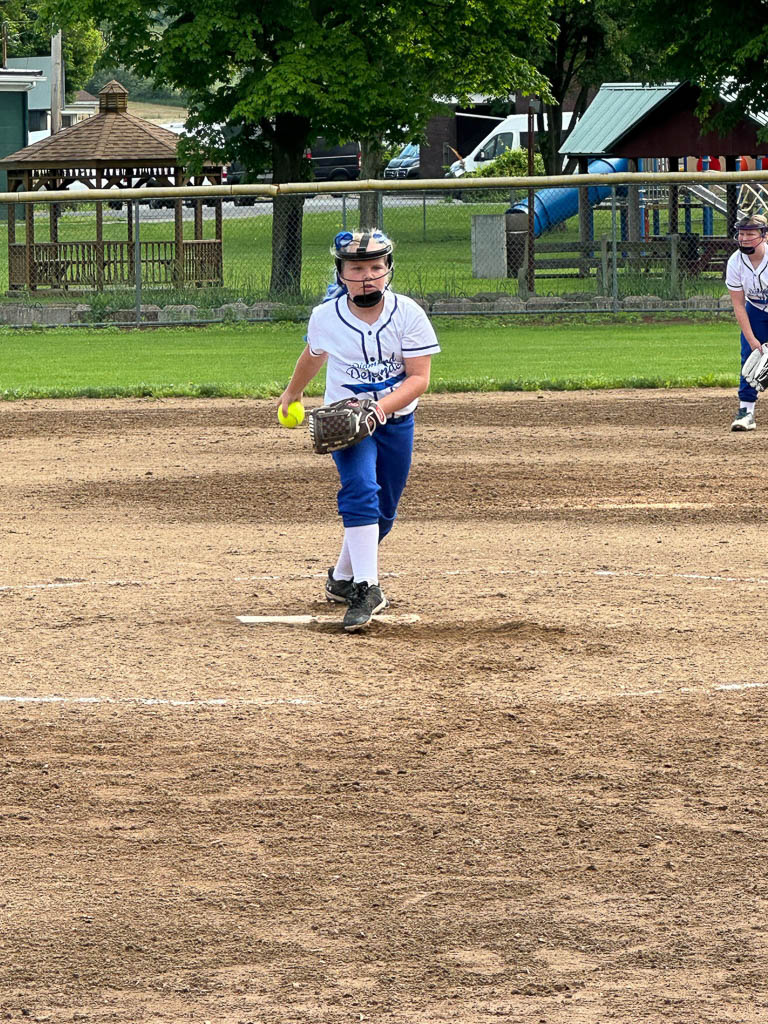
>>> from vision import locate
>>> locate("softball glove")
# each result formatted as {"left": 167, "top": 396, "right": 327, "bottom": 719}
{"left": 308, "top": 398, "right": 386, "bottom": 454}
{"left": 743, "top": 347, "right": 768, "bottom": 392}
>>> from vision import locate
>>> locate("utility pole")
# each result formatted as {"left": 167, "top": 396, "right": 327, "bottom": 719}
{"left": 526, "top": 97, "right": 540, "bottom": 296}
{"left": 50, "top": 30, "right": 62, "bottom": 134}
{"left": 2, "top": 21, "right": 8, "bottom": 68}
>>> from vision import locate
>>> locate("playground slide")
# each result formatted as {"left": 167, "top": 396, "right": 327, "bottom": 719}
{"left": 506, "top": 158, "right": 629, "bottom": 237}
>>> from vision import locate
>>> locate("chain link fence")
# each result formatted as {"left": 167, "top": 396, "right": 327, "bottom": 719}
{"left": 0, "top": 173, "right": 760, "bottom": 326}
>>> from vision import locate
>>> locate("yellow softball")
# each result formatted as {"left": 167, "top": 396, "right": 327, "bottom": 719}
{"left": 278, "top": 400, "right": 305, "bottom": 428}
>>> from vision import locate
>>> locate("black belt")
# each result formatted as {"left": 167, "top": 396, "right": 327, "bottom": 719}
{"left": 388, "top": 411, "right": 413, "bottom": 422}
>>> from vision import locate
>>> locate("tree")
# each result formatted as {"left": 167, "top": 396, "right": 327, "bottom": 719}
{"left": 526, "top": 0, "right": 651, "bottom": 174}
{"left": 4, "top": 1, "right": 102, "bottom": 98}
{"left": 629, "top": 0, "right": 768, "bottom": 139}
{"left": 44, "top": 0, "right": 554, "bottom": 295}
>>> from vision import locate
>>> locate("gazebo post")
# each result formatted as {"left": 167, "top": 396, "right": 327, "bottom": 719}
{"left": 50, "top": 180, "right": 61, "bottom": 288}
{"left": 24, "top": 170, "right": 35, "bottom": 290}
{"left": 174, "top": 199, "right": 184, "bottom": 286}
{"left": 95, "top": 169, "right": 104, "bottom": 289}
{"left": 7, "top": 183, "right": 15, "bottom": 289}
{"left": 7, "top": 189, "right": 15, "bottom": 245}
{"left": 126, "top": 194, "right": 134, "bottom": 284}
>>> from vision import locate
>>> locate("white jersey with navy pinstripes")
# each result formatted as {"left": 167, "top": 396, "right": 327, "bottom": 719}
{"left": 307, "top": 290, "right": 440, "bottom": 414}
{"left": 726, "top": 249, "right": 768, "bottom": 310}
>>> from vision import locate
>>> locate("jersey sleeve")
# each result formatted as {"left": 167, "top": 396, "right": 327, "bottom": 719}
{"left": 725, "top": 253, "right": 744, "bottom": 292}
{"left": 401, "top": 301, "right": 441, "bottom": 357}
{"left": 306, "top": 306, "right": 327, "bottom": 357}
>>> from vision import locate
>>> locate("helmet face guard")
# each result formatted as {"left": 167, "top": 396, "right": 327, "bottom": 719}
{"left": 333, "top": 230, "right": 394, "bottom": 306}
{"left": 735, "top": 219, "right": 768, "bottom": 254}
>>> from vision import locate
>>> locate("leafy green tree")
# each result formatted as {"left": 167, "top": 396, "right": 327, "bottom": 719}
{"left": 527, "top": 0, "right": 652, "bottom": 174}
{"left": 4, "top": 1, "right": 102, "bottom": 98}
{"left": 629, "top": 0, "right": 768, "bottom": 138}
{"left": 44, "top": 0, "right": 554, "bottom": 295}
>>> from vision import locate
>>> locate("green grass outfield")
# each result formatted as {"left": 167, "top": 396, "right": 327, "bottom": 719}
{"left": 0, "top": 316, "right": 739, "bottom": 400}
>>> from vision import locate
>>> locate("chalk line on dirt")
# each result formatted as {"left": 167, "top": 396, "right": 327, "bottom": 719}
{"left": 1, "top": 681, "right": 765, "bottom": 712}
{"left": 2, "top": 566, "right": 768, "bottom": 594}
{"left": 0, "top": 694, "right": 316, "bottom": 709}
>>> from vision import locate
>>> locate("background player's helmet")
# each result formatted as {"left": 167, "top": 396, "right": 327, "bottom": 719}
{"left": 735, "top": 214, "right": 768, "bottom": 254}
{"left": 332, "top": 230, "right": 395, "bottom": 306}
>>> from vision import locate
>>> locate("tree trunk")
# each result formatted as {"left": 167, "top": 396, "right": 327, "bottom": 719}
{"left": 359, "top": 136, "right": 387, "bottom": 229}
{"left": 270, "top": 113, "right": 311, "bottom": 297}
{"left": 540, "top": 105, "right": 563, "bottom": 176}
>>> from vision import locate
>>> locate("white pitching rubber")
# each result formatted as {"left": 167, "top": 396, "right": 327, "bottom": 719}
{"left": 237, "top": 613, "right": 421, "bottom": 626}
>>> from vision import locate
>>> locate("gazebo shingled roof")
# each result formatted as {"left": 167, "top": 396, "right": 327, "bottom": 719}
{"left": 0, "top": 80, "right": 183, "bottom": 169}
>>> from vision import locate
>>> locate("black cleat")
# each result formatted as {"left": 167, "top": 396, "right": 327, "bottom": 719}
{"left": 343, "top": 582, "right": 388, "bottom": 632}
{"left": 325, "top": 568, "right": 355, "bottom": 605}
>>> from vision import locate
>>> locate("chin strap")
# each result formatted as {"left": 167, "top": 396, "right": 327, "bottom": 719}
{"left": 350, "top": 289, "right": 384, "bottom": 308}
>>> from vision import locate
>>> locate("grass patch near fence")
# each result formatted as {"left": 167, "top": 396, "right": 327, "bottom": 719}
{"left": 0, "top": 317, "right": 737, "bottom": 400}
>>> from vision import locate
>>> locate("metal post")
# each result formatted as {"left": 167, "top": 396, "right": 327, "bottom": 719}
{"left": 423, "top": 192, "right": 427, "bottom": 241}
{"left": 527, "top": 101, "right": 536, "bottom": 295}
{"left": 377, "top": 191, "right": 384, "bottom": 231}
{"left": 669, "top": 232, "right": 679, "bottom": 299}
{"left": 341, "top": 194, "right": 347, "bottom": 230}
{"left": 611, "top": 186, "right": 619, "bottom": 311}
{"left": 134, "top": 199, "right": 141, "bottom": 324}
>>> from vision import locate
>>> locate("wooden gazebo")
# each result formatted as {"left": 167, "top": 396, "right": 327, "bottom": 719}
{"left": 0, "top": 81, "right": 224, "bottom": 291}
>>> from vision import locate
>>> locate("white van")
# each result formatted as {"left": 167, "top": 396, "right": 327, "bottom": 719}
{"left": 446, "top": 112, "right": 573, "bottom": 177}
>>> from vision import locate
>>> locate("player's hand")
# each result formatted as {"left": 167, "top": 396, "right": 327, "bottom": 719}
{"left": 278, "top": 390, "right": 301, "bottom": 418}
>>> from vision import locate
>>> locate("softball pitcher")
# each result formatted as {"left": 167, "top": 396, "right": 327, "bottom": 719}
{"left": 278, "top": 229, "right": 440, "bottom": 631}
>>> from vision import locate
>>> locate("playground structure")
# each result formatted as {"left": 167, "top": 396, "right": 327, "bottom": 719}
{"left": 490, "top": 80, "right": 768, "bottom": 290}
{"left": 494, "top": 154, "right": 768, "bottom": 289}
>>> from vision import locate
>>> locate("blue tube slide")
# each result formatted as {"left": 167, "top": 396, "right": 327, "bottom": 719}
{"left": 507, "top": 158, "right": 629, "bottom": 238}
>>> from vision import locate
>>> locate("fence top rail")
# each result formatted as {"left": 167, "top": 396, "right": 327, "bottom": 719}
{"left": 2, "top": 169, "right": 768, "bottom": 205}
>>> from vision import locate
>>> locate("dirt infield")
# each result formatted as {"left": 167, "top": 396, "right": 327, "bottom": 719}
{"left": 2, "top": 389, "right": 767, "bottom": 1024}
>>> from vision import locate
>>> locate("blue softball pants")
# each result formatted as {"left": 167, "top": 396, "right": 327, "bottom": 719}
{"left": 739, "top": 302, "right": 768, "bottom": 403}
{"left": 331, "top": 413, "right": 415, "bottom": 541}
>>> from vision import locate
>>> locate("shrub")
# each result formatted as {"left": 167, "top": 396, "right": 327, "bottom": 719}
{"left": 465, "top": 148, "right": 545, "bottom": 179}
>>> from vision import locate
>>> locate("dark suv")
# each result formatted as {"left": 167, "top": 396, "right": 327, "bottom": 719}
{"left": 384, "top": 143, "right": 420, "bottom": 179}
{"left": 308, "top": 138, "right": 361, "bottom": 181}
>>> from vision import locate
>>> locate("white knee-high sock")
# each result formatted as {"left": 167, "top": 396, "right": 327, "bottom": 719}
{"left": 333, "top": 534, "right": 353, "bottom": 581}
{"left": 344, "top": 524, "right": 379, "bottom": 585}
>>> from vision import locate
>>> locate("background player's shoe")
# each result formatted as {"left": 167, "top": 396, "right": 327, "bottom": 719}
{"left": 326, "top": 568, "right": 355, "bottom": 604}
{"left": 731, "top": 408, "right": 756, "bottom": 431}
{"left": 343, "top": 582, "right": 388, "bottom": 631}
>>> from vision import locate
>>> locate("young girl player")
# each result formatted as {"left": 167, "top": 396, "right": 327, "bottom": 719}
{"left": 278, "top": 229, "right": 440, "bottom": 631}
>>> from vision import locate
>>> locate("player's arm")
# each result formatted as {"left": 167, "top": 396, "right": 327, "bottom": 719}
{"left": 729, "top": 290, "right": 763, "bottom": 352}
{"left": 377, "top": 355, "right": 432, "bottom": 417}
{"left": 279, "top": 345, "right": 327, "bottom": 417}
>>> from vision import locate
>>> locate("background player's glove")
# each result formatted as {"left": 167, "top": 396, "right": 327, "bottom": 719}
{"left": 742, "top": 347, "right": 768, "bottom": 391}
{"left": 308, "top": 398, "right": 386, "bottom": 454}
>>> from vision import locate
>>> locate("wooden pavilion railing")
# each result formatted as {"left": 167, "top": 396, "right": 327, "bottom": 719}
{"left": 8, "top": 239, "right": 223, "bottom": 289}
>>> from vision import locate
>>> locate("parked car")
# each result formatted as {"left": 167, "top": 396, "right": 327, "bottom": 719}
{"left": 308, "top": 137, "right": 361, "bottom": 181}
{"left": 384, "top": 143, "right": 420, "bottom": 179}
{"left": 445, "top": 112, "right": 574, "bottom": 177}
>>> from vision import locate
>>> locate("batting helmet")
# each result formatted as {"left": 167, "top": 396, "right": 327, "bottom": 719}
{"left": 332, "top": 230, "right": 394, "bottom": 275}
